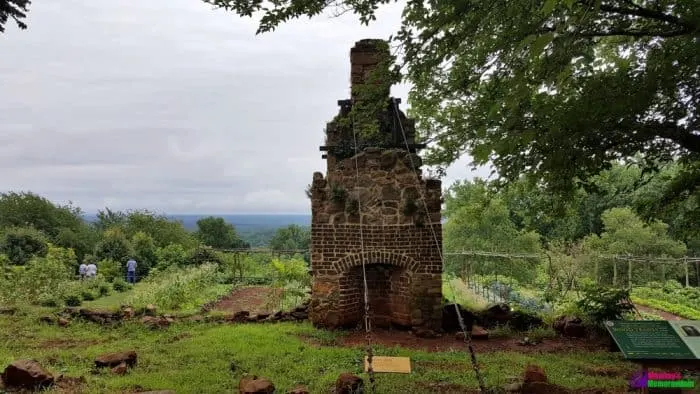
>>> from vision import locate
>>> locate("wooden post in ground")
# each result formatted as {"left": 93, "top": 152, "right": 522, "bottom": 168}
{"left": 684, "top": 257, "right": 689, "bottom": 287}
{"left": 628, "top": 257, "right": 632, "bottom": 289}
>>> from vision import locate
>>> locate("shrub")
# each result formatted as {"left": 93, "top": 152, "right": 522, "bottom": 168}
{"left": 125, "top": 264, "right": 222, "bottom": 311}
{"left": 38, "top": 295, "right": 59, "bottom": 307}
{"left": 20, "top": 255, "right": 74, "bottom": 304}
{"left": 576, "top": 284, "right": 634, "bottom": 327}
{"left": 156, "top": 243, "right": 188, "bottom": 269}
{"left": 98, "top": 284, "right": 111, "bottom": 297}
{"left": 112, "top": 278, "right": 129, "bottom": 292}
{"left": 0, "top": 227, "right": 49, "bottom": 265}
{"left": 98, "top": 259, "right": 122, "bottom": 282}
{"left": 81, "top": 291, "right": 96, "bottom": 301}
{"left": 64, "top": 294, "right": 82, "bottom": 307}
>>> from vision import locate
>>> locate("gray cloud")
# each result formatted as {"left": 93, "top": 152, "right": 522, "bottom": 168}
{"left": 0, "top": 0, "right": 490, "bottom": 214}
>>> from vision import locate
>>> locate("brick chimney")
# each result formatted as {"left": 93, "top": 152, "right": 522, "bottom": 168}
{"left": 349, "top": 39, "right": 391, "bottom": 100}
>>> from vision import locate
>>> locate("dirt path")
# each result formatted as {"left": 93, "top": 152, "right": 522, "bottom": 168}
{"left": 633, "top": 303, "right": 684, "bottom": 321}
{"left": 211, "top": 286, "right": 282, "bottom": 315}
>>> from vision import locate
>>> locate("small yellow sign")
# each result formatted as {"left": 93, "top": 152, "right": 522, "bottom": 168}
{"left": 364, "top": 356, "right": 412, "bottom": 374}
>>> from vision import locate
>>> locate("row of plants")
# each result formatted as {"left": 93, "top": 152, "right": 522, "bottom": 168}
{"left": 629, "top": 296, "right": 700, "bottom": 320}
{"left": 631, "top": 280, "right": 700, "bottom": 310}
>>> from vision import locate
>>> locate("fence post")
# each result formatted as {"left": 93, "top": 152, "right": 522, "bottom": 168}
{"left": 684, "top": 258, "right": 689, "bottom": 288}
{"left": 613, "top": 259, "right": 618, "bottom": 286}
{"left": 662, "top": 263, "right": 666, "bottom": 282}
{"left": 627, "top": 257, "right": 632, "bottom": 289}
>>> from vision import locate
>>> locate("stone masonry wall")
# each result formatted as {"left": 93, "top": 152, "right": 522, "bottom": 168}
{"left": 309, "top": 39, "right": 444, "bottom": 331}
{"left": 309, "top": 149, "right": 443, "bottom": 330}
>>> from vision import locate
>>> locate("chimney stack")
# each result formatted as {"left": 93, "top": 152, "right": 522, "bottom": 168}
{"left": 349, "top": 39, "right": 391, "bottom": 100}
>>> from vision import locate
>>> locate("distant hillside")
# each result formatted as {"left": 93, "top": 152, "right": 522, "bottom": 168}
{"left": 82, "top": 213, "right": 311, "bottom": 247}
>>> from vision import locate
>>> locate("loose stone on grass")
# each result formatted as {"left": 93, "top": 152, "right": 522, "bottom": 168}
{"left": 286, "top": 385, "right": 310, "bottom": 394}
{"left": 111, "top": 362, "right": 128, "bottom": 375}
{"left": 335, "top": 373, "right": 363, "bottom": 394}
{"left": 238, "top": 375, "right": 275, "bottom": 393}
{"left": 1, "top": 359, "right": 55, "bottom": 390}
{"left": 94, "top": 350, "right": 138, "bottom": 368}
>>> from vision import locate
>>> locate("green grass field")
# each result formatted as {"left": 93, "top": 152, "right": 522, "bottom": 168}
{"left": 0, "top": 310, "right": 635, "bottom": 394}
{"left": 0, "top": 299, "right": 639, "bottom": 394}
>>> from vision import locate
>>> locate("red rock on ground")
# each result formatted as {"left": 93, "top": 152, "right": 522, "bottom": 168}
{"left": 286, "top": 385, "right": 310, "bottom": 393}
{"left": 94, "top": 350, "right": 137, "bottom": 368}
{"left": 111, "top": 362, "right": 128, "bottom": 375}
{"left": 523, "top": 364, "right": 548, "bottom": 383}
{"left": 335, "top": 373, "right": 364, "bottom": 394}
{"left": 239, "top": 375, "right": 275, "bottom": 393}
{"left": 1, "top": 359, "right": 54, "bottom": 389}
{"left": 471, "top": 325, "right": 489, "bottom": 340}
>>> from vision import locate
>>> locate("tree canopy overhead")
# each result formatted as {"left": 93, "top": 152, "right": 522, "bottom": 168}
{"left": 0, "top": 0, "right": 30, "bottom": 33}
{"left": 207, "top": 0, "right": 699, "bottom": 200}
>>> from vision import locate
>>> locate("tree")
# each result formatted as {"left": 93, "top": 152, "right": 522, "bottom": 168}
{"left": 583, "top": 207, "right": 687, "bottom": 284}
{"left": 207, "top": 0, "right": 699, "bottom": 204}
{"left": 94, "top": 228, "right": 133, "bottom": 265}
{"left": 269, "top": 224, "right": 310, "bottom": 251}
{"left": 443, "top": 180, "right": 542, "bottom": 282}
{"left": 0, "top": 227, "right": 49, "bottom": 265}
{"left": 0, "top": 192, "right": 85, "bottom": 238}
{"left": 194, "top": 216, "right": 249, "bottom": 249}
{"left": 0, "top": 0, "right": 30, "bottom": 33}
{"left": 94, "top": 209, "right": 196, "bottom": 248}
{"left": 131, "top": 231, "right": 157, "bottom": 278}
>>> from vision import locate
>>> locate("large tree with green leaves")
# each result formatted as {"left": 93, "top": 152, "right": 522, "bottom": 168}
{"left": 0, "top": 0, "right": 30, "bottom": 33}
{"left": 207, "top": 0, "right": 699, "bottom": 202}
{"left": 194, "top": 216, "right": 249, "bottom": 250}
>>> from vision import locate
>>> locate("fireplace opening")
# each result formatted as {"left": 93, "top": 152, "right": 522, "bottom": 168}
{"left": 339, "top": 263, "right": 412, "bottom": 329}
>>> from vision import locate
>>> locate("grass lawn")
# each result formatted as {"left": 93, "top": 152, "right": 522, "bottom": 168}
{"left": 83, "top": 284, "right": 233, "bottom": 316}
{"left": 0, "top": 307, "right": 637, "bottom": 394}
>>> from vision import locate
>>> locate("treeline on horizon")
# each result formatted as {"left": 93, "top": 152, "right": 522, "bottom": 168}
{"left": 1, "top": 158, "right": 698, "bottom": 287}
{"left": 0, "top": 192, "right": 311, "bottom": 279}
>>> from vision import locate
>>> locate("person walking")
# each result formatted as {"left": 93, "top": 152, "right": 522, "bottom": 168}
{"left": 86, "top": 262, "right": 97, "bottom": 278}
{"left": 79, "top": 262, "right": 87, "bottom": 280}
{"left": 126, "top": 258, "right": 137, "bottom": 284}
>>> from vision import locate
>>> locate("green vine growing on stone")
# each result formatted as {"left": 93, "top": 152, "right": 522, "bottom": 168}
{"left": 337, "top": 40, "right": 401, "bottom": 139}
{"left": 329, "top": 184, "right": 347, "bottom": 203}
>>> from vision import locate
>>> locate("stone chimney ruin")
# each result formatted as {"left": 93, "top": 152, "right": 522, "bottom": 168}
{"left": 308, "top": 39, "right": 444, "bottom": 331}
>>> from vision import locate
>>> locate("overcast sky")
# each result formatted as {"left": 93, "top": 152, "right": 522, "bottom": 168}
{"left": 0, "top": 0, "right": 490, "bottom": 214}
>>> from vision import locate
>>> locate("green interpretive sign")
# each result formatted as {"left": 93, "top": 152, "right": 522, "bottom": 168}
{"left": 605, "top": 320, "right": 698, "bottom": 360}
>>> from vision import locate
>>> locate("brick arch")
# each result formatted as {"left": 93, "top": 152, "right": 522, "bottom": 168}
{"left": 331, "top": 250, "right": 418, "bottom": 275}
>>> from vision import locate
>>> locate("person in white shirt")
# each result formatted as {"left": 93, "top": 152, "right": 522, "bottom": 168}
{"left": 86, "top": 262, "right": 97, "bottom": 278}
{"left": 79, "top": 263, "right": 87, "bottom": 279}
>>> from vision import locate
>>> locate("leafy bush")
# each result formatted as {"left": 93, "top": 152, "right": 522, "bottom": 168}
{"left": 112, "top": 278, "right": 130, "bottom": 292}
{"left": 0, "top": 227, "right": 49, "bottom": 265}
{"left": 64, "top": 294, "right": 82, "bottom": 307}
{"left": 81, "top": 291, "right": 96, "bottom": 301}
{"left": 125, "top": 264, "right": 224, "bottom": 311}
{"left": 98, "top": 284, "right": 111, "bottom": 297}
{"left": 38, "top": 295, "right": 59, "bottom": 307}
{"left": 156, "top": 243, "right": 188, "bottom": 268}
{"left": 576, "top": 284, "right": 634, "bottom": 327}
{"left": 98, "top": 258, "right": 122, "bottom": 282}
{"left": 95, "top": 228, "right": 133, "bottom": 263}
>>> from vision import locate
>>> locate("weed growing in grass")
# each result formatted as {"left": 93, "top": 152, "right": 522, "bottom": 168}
{"left": 124, "top": 264, "right": 231, "bottom": 312}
